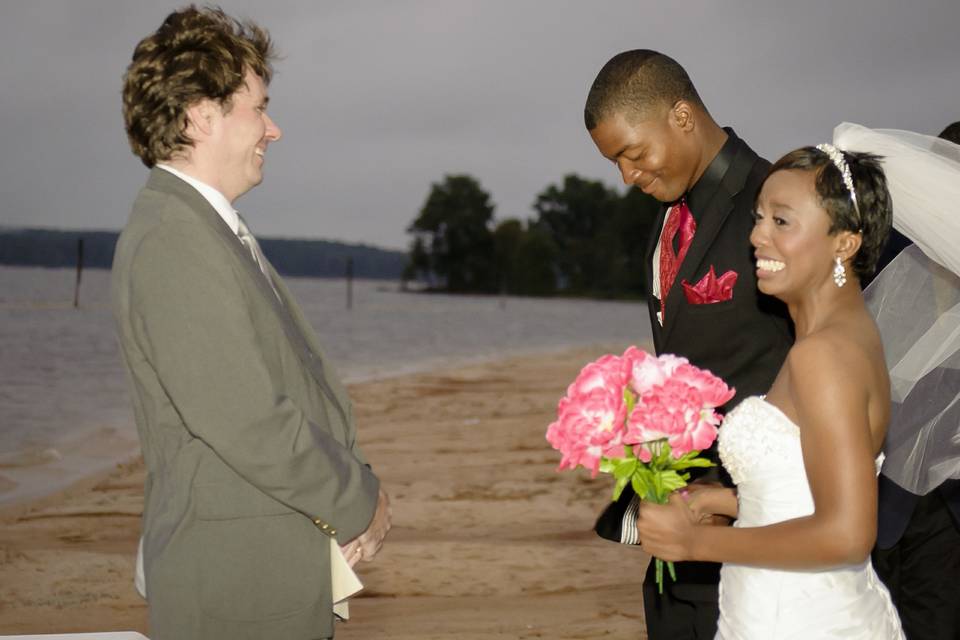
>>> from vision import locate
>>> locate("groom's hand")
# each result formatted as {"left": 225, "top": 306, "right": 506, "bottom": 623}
{"left": 357, "top": 487, "right": 392, "bottom": 562}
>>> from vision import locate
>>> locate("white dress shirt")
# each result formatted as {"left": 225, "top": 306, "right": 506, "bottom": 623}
{"left": 651, "top": 208, "right": 672, "bottom": 326}
{"left": 156, "top": 164, "right": 240, "bottom": 236}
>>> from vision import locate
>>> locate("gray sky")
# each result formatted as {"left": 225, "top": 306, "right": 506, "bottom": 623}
{"left": 1, "top": 1, "right": 957, "bottom": 250}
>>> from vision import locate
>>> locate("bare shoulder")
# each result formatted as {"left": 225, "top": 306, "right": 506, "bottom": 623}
{"left": 787, "top": 330, "right": 855, "bottom": 372}
{"left": 785, "top": 328, "right": 874, "bottom": 399}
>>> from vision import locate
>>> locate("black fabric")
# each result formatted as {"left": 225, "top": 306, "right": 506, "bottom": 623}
{"left": 594, "top": 485, "right": 634, "bottom": 543}
{"left": 873, "top": 490, "right": 960, "bottom": 640}
{"left": 642, "top": 560, "right": 720, "bottom": 640}
{"left": 645, "top": 130, "right": 793, "bottom": 411}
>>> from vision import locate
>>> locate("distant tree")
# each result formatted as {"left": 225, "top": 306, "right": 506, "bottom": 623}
{"left": 406, "top": 175, "right": 497, "bottom": 292}
{"left": 492, "top": 219, "right": 524, "bottom": 293}
{"left": 402, "top": 236, "right": 430, "bottom": 286}
{"left": 531, "top": 174, "right": 621, "bottom": 293}
{"left": 492, "top": 219, "right": 558, "bottom": 296}
{"left": 511, "top": 225, "right": 559, "bottom": 296}
{"left": 603, "top": 185, "right": 661, "bottom": 297}
{"left": 404, "top": 173, "right": 659, "bottom": 298}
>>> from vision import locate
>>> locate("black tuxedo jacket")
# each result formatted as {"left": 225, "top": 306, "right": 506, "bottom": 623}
{"left": 644, "top": 130, "right": 793, "bottom": 594}
{"left": 646, "top": 130, "right": 792, "bottom": 414}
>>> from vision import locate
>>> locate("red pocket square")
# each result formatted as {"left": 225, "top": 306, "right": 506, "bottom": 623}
{"left": 681, "top": 266, "right": 738, "bottom": 304}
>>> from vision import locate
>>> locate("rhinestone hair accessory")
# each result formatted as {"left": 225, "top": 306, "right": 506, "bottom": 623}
{"left": 816, "top": 143, "right": 861, "bottom": 225}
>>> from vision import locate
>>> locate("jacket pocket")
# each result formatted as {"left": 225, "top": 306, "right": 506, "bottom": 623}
{"left": 682, "top": 296, "right": 739, "bottom": 315}
{"left": 193, "top": 508, "right": 328, "bottom": 621}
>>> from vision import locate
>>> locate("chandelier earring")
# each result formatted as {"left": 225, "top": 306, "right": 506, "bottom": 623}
{"left": 833, "top": 256, "right": 847, "bottom": 288}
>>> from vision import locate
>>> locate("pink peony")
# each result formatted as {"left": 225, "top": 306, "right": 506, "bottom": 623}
{"left": 626, "top": 378, "right": 720, "bottom": 461}
{"left": 546, "top": 347, "right": 733, "bottom": 472}
{"left": 670, "top": 362, "right": 735, "bottom": 409}
{"left": 566, "top": 354, "right": 629, "bottom": 399}
{"left": 657, "top": 353, "right": 689, "bottom": 377}
{"left": 546, "top": 387, "right": 627, "bottom": 476}
{"left": 622, "top": 346, "right": 669, "bottom": 395}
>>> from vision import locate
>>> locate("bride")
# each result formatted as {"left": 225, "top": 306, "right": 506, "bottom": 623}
{"left": 634, "top": 126, "right": 922, "bottom": 638}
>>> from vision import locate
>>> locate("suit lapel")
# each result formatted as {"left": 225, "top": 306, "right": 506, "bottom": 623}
{"left": 644, "top": 205, "right": 669, "bottom": 347}
{"left": 660, "top": 196, "right": 734, "bottom": 343}
{"left": 147, "top": 168, "right": 350, "bottom": 425}
{"left": 268, "top": 266, "right": 352, "bottom": 425}
{"left": 660, "top": 141, "right": 756, "bottom": 345}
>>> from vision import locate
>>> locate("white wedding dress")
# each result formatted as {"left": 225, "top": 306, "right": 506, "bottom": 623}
{"left": 715, "top": 396, "right": 904, "bottom": 639}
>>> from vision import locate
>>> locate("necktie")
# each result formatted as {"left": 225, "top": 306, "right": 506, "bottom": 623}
{"left": 658, "top": 198, "right": 697, "bottom": 320}
{"left": 236, "top": 215, "right": 281, "bottom": 301}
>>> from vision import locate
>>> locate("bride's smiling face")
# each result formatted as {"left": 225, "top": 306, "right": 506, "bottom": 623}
{"left": 750, "top": 169, "right": 841, "bottom": 300}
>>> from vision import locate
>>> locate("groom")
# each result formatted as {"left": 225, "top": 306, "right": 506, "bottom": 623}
{"left": 113, "top": 7, "right": 390, "bottom": 639}
{"left": 585, "top": 50, "right": 793, "bottom": 638}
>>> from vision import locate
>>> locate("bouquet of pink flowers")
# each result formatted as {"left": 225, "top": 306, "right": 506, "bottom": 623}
{"left": 546, "top": 346, "right": 735, "bottom": 593}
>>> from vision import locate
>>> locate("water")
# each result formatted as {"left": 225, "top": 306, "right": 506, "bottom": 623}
{"left": 0, "top": 266, "right": 652, "bottom": 505}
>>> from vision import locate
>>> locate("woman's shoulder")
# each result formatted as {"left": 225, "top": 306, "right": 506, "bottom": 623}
{"left": 786, "top": 324, "right": 877, "bottom": 389}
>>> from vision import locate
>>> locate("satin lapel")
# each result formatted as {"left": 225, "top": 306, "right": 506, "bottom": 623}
{"left": 660, "top": 197, "right": 734, "bottom": 343}
{"left": 644, "top": 205, "right": 669, "bottom": 346}
{"left": 146, "top": 168, "right": 349, "bottom": 425}
{"left": 660, "top": 144, "right": 755, "bottom": 345}
{"left": 644, "top": 205, "right": 669, "bottom": 288}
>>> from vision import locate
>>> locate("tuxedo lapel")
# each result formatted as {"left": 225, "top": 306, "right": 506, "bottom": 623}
{"left": 660, "top": 196, "right": 734, "bottom": 342}
{"left": 644, "top": 205, "right": 669, "bottom": 344}
{"left": 660, "top": 141, "right": 757, "bottom": 345}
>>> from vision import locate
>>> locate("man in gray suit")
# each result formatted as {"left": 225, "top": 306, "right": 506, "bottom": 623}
{"left": 112, "top": 7, "right": 390, "bottom": 639}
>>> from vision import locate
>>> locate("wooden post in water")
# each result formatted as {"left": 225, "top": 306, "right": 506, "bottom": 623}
{"left": 73, "top": 237, "right": 84, "bottom": 308}
{"left": 345, "top": 256, "right": 354, "bottom": 310}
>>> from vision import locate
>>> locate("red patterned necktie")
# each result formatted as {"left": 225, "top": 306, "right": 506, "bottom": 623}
{"left": 658, "top": 198, "right": 697, "bottom": 320}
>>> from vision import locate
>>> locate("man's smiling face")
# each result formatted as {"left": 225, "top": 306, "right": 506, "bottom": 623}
{"left": 589, "top": 105, "right": 701, "bottom": 204}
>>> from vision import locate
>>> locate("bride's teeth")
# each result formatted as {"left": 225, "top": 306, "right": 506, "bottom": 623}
{"left": 757, "top": 259, "right": 785, "bottom": 272}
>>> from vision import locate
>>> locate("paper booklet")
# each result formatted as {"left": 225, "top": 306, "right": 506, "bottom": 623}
{"left": 331, "top": 538, "right": 364, "bottom": 620}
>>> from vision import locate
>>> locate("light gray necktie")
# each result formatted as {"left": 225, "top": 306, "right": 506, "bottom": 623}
{"left": 236, "top": 215, "right": 281, "bottom": 301}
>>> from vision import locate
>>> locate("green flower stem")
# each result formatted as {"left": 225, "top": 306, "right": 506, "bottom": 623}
{"left": 601, "top": 440, "right": 715, "bottom": 596}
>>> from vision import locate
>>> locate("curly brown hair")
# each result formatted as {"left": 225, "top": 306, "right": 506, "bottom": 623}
{"left": 122, "top": 5, "right": 275, "bottom": 167}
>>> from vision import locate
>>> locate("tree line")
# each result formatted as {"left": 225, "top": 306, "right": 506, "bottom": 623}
{"left": 0, "top": 228, "right": 408, "bottom": 280}
{"left": 404, "top": 174, "right": 661, "bottom": 298}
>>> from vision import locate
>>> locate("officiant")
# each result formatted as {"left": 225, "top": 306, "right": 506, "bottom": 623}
{"left": 112, "top": 7, "right": 391, "bottom": 639}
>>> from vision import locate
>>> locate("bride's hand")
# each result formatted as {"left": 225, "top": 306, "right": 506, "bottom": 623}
{"left": 683, "top": 484, "right": 738, "bottom": 524}
{"left": 635, "top": 493, "right": 698, "bottom": 562}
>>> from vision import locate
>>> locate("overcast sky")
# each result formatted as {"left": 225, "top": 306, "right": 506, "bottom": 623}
{"left": 1, "top": 1, "right": 957, "bottom": 250}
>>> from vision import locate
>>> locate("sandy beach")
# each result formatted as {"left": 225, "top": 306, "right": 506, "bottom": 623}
{"left": 0, "top": 345, "right": 650, "bottom": 638}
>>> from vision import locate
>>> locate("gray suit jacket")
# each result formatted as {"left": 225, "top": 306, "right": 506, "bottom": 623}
{"left": 111, "top": 168, "right": 379, "bottom": 639}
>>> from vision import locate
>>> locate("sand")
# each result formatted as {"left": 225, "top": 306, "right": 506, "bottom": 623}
{"left": 0, "top": 346, "right": 650, "bottom": 638}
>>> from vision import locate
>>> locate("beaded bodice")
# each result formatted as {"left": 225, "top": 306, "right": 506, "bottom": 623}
{"left": 717, "top": 396, "right": 814, "bottom": 526}
{"left": 715, "top": 396, "right": 904, "bottom": 639}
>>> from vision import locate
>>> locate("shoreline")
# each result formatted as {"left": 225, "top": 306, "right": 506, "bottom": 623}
{"left": 0, "top": 345, "right": 650, "bottom": 638}
{"left": 0, "top": 341, "right": 644, "bottom": 513}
